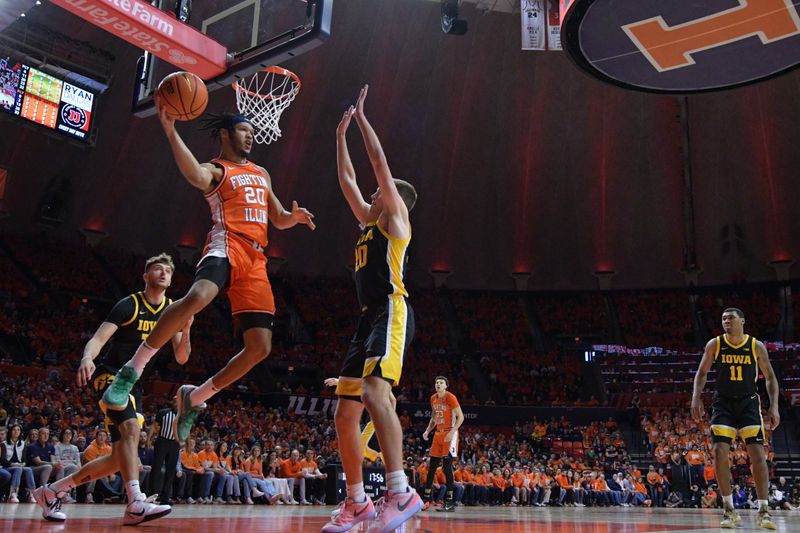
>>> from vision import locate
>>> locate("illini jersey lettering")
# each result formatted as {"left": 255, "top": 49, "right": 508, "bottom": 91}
{"left": 431, "top": 392, "right": 460, "bottom": 432}
{"left": 354, "top": 222, "right": 410, "bottom": 307}
{"left": 204, "top": 158, "right": 270, "bottom": 256}
{"left": 714, "top": 335, "right": 759, "bottom": 397}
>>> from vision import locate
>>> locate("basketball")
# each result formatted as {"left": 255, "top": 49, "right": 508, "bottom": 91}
{"left": 156, "top": 71, "right": 208, "bottom": 121}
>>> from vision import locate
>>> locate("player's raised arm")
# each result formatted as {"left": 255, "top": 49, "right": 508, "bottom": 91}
{"left": 691, "top": 338, "right": 717, "bottom": 420}
{"left": 755, "top": 340, "right": 781, "bottom": 429}
{"left": 156, "top": 99, "right": 219, "bottom": 193}
{"left": 353, "top": 85, "right": 406, "bottom": 217}
{"left": 336, "top": 106, "right": 371, "bottom": 225}
{"left": 263, "top": 172, "right": 316, "bottom": 230}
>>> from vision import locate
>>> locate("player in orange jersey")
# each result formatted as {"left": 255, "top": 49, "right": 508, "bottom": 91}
{"left": 101, "top": 107, "right": 315, "bottom": 444}
{"left": 421, "top": 376, "right": 464, "bottom": 512}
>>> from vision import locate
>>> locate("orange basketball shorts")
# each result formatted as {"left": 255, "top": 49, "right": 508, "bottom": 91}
{"left": 430, "top": 430, "right": 459, "bottom": 458}
{"left": 198, "top": 234, "right": 275, "bottom": 316}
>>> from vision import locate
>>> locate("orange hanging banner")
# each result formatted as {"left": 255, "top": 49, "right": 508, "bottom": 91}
{"left": 49, "top": 0, "right": 228, "bottom": 79}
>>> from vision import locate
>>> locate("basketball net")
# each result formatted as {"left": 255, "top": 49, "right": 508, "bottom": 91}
{"left": 232, "top": 66, "right": 301, "bottom": 145}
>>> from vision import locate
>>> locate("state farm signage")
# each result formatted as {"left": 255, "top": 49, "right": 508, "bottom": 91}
{"left": 50, "top": 0, "right": 227, "bottom": 79}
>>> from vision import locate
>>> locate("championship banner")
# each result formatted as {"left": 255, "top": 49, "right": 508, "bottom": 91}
{"left": 546, "top": 0, "right": 562, "bottom": 50}
{"left": 521, "top": 0, "right": 546, "bottom": 50}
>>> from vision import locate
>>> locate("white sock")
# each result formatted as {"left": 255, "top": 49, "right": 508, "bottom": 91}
{"left": 129, "top": 342, "right": 159, "bottom": 378}
{"left": 189, "top": 378, "right": 221, "bottom": 406}
{"left": 125, "top": 480, "right": 143, "bottom": 502}
{"left": 347, "top": 482, "right": 366, "bottom": 503}
{"left": 722, "top": 494, "right": 733, "bottom": 508}
{"left": 386, "top": 470, "right": 408, "bottom": 493}
{"left": 50, "top": 476, "right": 77, "bottom": 496}
{"left": 758, "top": 499, "right": 768, "bottom": 510}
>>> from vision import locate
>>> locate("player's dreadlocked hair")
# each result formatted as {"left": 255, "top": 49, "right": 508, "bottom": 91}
{"left": 199, "top": 113, "right": 254, "bottom": 141}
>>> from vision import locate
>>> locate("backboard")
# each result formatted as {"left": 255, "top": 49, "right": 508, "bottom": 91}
{"left": 132, "top": 0, "right": 331, "bottom": 117}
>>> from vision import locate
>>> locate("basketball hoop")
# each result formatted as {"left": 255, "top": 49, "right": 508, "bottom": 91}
{"left": 232, "top": 66, "right": 301, "bottom": 145}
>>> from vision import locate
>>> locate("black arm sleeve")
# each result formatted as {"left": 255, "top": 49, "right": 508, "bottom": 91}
{"left": 105, "top": 295, "right": 137, "bottom": 326}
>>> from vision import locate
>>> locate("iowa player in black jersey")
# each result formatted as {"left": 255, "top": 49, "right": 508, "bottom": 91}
{"left": 323, "top": 85, "right": 422, "bottom": 533}
{"left": 692, "top": 308, "right": 780, "bottom": 530}
{"left": 34, "top": 254, "right": 191, "bottom": 524}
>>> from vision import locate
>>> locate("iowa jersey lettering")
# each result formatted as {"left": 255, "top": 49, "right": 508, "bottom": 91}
{"left": 96, "top": 292, "right": 172, "bottom": 375}
{"left": 714, "top": 335, "right": 759, "bottom": 397}
{"left": 136, "top": 319, "right": 158, "bottom": 339}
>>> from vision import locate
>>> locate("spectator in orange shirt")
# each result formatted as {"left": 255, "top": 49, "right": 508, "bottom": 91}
{"left": 475, "top": 464, "right": 492, "bottom": 505}
{"left": 686, "top": 445, "right": 704, "bottom": 486}
{"left": 646, "top": 465, "right": 664, "bottom": 507}
{"left": 511, "top": 467, "right": 528, "bottom": 506}
{"left": 702, "top": 486, "right": 718, "bottom": 508}
{"left": 279, "top": 449, "right": 306, "bottom": 504}
{"left": 299, "top": 449, "right": 328, "bottom": 504}
{"left": 456, "top": 463, "right": 476, "bottom": 506}
{"left": 555, "top": 470, "right": 572, "bottom": 506}
{"left": 81, "top": 429, "right": 123, "bottom": 503}
{"left": 242, "top": 445, "right": 282, "bottom": 504}
{"left": 490, "top": 468, "right": 508, "bottom": 505}
{"left": 197, "top": 439, "right": 231, "bottom": 503}
{"left": 178, "top": 438, "right": 213, "bottom": 502}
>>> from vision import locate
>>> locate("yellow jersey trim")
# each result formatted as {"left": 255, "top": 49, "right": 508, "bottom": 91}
{"left": 723, "top": 334, "right": 750, "bottom": 349}
{"left": 140, "top": 291, "right": 167, "bottom": 315}
{"left": 375, "top": 221, "right": 411, "bottom": 242}
{"left": 714, "top": 336, "right": 721, "bottom": 360}
{"left": 120, "top": 294, "right": 140, "bottom": 327}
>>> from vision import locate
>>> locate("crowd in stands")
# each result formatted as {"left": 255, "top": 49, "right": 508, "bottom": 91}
{"left": 614, "top": 290, "right": 693, "bottom": 350}
{"left": 697, "top": 288, "right": 781, "bottom": 341}
{"left": 533, "top": 292, "right": 608, "bottom": 339}
{"left": 2, "top": 364, "right": 799, "bottom": 511}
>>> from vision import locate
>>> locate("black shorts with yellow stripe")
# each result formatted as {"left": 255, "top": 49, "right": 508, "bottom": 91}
{"left": 710, "top": 392, "right": 766, "bottom": 445}
{"left": 92, "top": 372, "right": 145, "bottom": 442}
{"left": 336, "top": 295, "right": 415, "bottom": 401}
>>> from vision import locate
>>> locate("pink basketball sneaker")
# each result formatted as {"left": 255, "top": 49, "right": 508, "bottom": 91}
{"left": 366, "top": 488, "right": 423, "bottom": 533}
{"left": 321, "top": 497, "right": 376, "bottom": 533}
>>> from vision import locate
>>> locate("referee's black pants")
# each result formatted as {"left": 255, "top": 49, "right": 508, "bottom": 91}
{"left": 150, "top": 437, "right": 180, "bottom": 502}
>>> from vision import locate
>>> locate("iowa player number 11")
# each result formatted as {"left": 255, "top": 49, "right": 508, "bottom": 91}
{"left": 729, "top": 365, "right": 743, "bottom": 381}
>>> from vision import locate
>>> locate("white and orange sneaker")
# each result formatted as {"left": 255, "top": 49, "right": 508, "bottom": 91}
{"left": 321, "top": 497, "right": 376, "bottom": 533}
{"left": 366, "top": 488, "right": 423, "bottom": 533}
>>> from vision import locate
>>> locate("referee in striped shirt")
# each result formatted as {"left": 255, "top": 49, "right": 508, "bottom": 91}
{"left": 149, "top": 403, "right": 179, "bottom": 504}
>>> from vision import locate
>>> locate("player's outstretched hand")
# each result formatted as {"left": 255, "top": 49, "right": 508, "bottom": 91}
{"left": 291, "top": 200, "right": 316, "bottom": 230}
{"left": 768, "top": 405, "right": 781, "bottom": 430}
{"left": 76, "top": 357, "right": 95, "bottom": 388}
{"left": 337, "top": 106, "right": 354, "bottom": 136}
{"left": 324, "top": 377, "right": 339, "bottom": 388}
{"left": 155, "top": 94, "right": 176, "bottom": 132}
{"left": 422, "top": 431, "right": 429, "bottom": 442}
{"left": 690, "top": 396, "right": 704, "bottom": 421}
{"left": 355, "top": 84, "right": 369, "bottom": 118}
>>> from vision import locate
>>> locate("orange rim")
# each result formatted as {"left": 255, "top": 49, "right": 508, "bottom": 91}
{"left": 231, "top": 66, "right": 301, "bottom": 100}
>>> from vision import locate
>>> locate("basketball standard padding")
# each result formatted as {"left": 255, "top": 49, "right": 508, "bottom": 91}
{"left": 156, "top": 71, "right": 208, "bottom": 121}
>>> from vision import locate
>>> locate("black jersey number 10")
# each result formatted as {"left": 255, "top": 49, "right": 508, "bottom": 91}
{"left": 355, "top": 245, "right": 368, "bottom": 271}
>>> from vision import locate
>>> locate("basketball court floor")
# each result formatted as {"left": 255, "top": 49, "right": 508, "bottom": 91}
{"left": 2, "top": 505, "right": 797, "bottom": 532}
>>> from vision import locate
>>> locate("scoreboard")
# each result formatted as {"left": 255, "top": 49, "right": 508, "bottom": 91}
{"left": 0, "top": 56, "right": 96, "bottom": 143}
